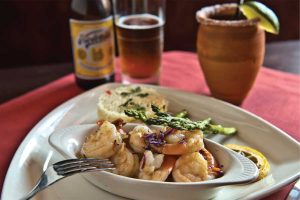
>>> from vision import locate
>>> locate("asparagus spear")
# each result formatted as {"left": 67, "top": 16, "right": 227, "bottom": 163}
{"left": 175, "top": 110, "right": 189, "bottom": 118}
{"left": 124, "top": 105, "right": 237, "bottom": 135}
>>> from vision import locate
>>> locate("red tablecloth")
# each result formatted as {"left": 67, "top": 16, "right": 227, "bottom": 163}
{"left": 0, "top": 51, "right": 299, "bottom": 198}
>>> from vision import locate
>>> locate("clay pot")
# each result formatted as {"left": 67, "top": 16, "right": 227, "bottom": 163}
{"left": 196, "top": 3, "right": 265, "bottom": 105}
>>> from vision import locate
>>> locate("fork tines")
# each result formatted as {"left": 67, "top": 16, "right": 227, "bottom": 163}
{"left": 53, "top": 158, "right": 115, "bottom": 176}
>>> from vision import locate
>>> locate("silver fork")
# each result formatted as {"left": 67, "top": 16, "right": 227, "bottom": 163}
{"left": 20, "top": 158, "right": 115, "bottom": 200}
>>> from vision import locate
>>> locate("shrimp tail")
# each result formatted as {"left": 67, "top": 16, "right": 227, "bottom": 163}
{"left": 200, "top": 148, "right": 223, "bottom": 177}
{"left": 161, "top": 155, "right": 177, "bottom": 173}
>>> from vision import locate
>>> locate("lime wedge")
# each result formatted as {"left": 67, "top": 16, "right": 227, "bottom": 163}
{"left": 240, "top": 1, "right": 280, "bottom": 34}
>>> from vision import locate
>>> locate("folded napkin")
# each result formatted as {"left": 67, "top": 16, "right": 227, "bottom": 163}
{"left": 0, "top": 51, "right": 299, "bottom": 199}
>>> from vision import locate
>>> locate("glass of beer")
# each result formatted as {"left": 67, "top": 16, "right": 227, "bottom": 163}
{"left": 113, "top": 0, "right": 165, "bottom": 84}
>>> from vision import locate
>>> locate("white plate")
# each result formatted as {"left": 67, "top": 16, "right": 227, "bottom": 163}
{"left": 2, "top": 83, "right": 300, "bottom": 200}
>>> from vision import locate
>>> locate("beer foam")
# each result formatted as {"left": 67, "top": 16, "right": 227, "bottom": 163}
{"left": 117, "top": 13, "right": 164, "bottom": 29}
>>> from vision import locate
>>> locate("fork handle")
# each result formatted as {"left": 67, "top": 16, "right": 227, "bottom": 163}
{"left": 20, "top": 183, "right": 44, "bottom": 200}
{"left": 20, "top": 167, "right": 64, "bottom": 200}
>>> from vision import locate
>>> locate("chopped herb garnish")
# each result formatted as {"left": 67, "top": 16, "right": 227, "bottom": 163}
{"left": 135, "top": 105, "right": 146, "bottom": 111}
{"left": 121, "top": 98, "right": 133, "bottom": 107}
{"left": 120, "top": 92, "right": 130, "bottom": 97}
{"left": 120, "top": 98, "right": 145, "bottom": 111}
{"left": 131, "top": 86, "right": 141, "bottom": 93}
{"left": 120, "top": 86, "right": 142, "bottom": 97}
{"left": 137, "top": 93, "right": 149, "bottom": 97}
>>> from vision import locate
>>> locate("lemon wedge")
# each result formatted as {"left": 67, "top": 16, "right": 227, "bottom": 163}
{"left": 240, "top": 1, "right": 280, "bottom": 34}
{"left": 224, "top": 144, "right": 270, "bottom": 180}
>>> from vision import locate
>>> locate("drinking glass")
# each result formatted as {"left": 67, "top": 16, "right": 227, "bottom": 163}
{"left": 196, "top": 4, "right": 265, "bottom": 105}
{"left": 113, "top": 0, "right": 165, "bottom": 84}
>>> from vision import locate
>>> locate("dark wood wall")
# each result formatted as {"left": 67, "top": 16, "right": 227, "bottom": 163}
{"left": 164, "top": 0, "right": 300, "bottom": 51}
{"left": 0, "top": 0, "right": 299, "bottom": 68}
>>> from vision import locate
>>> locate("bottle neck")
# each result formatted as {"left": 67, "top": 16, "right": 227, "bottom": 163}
{"left": 71, "top": 0, "right": 111, "bottom": 20}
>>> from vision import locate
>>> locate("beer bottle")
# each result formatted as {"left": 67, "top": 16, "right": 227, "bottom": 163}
{"left": 70, "top": 0, "right": 115, "bottom": 89}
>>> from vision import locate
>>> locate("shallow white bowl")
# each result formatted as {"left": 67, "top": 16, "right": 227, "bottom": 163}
{"left": 49, "top": 123, "right": 258, "bottom": 200}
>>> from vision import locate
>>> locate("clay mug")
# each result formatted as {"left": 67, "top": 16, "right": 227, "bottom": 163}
{"left": 196, "top": 3, "right": 265, "bottom": 105}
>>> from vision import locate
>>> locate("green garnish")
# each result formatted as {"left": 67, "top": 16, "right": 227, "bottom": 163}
{"left": 175, "top": 110, "right": 189, "bottom": 118}
{"left": 120, "top": 86, "right": 142, "bottom": 97}
{"left": 131, "top": 86, "right": 141, "bottom": 93}
{"left": 124, "top": 105, "right": 237, "bottom": 136}
{"left": 121, "top": 98, "right": 133, "bottom": 107}
{"left": 120, "top": 87, "right": 149, "bottom": 98}
{"left": 120, "top": 97, "right": 145, "bottom": 111}
{"left": 137, "top": 93, "right": 149, "bottom": 98}
{"left": 120, "top": 92, "right": 130, "bottom": 97}
{"left": 135, "top": 105, "right": 146, "bottom": 111}
{"left": 203, "top": 124, "right": 237, "bottom": 136}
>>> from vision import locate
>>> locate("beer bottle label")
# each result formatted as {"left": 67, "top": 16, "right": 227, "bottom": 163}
{"left": 70, "top": 17, "right": 114, "bottom": 80}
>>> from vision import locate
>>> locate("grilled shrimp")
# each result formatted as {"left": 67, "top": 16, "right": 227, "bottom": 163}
{"left": 82, "top": 121, "right": 122, "bottom": 159}
{"left": 172, "top": 152, "right": 208, "bottom": 182}
{"left": 153, "top": 129, "right": 205, "bottom": 155}
{"left": 129, "top": 125, "right": 152, "bottom": 153}
{"left": 112, "top": 143, "right": 139, "bottom": 177}
{"left": 200, "top": 148, "right": 222, "bottom": 179}
{"left": 139, "top": 150, "right": 177, "bottom": 181}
